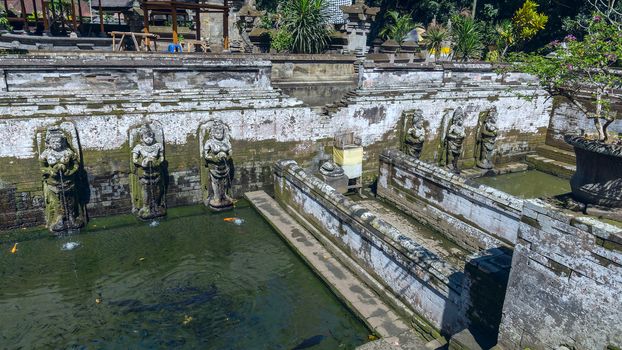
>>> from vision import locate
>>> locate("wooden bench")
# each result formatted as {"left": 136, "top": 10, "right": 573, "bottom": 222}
{"left": 110, "top": 31, "right": 160, "bottom": 52}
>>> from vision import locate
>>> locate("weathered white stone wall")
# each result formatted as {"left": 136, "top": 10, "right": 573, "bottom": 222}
{"left": 377, "top": 149, "right": 523, "bottom": 251}
{"left": 273, "top": 160, "right": 468, "bottom": 334}
{"left": 499, "top": 200, "right": 622, "bottom": 350}
{"left": 339, "top": 62, "right": 552, "bottom": 166}
{"left": 0, "top": 54, "right": 550, "bottom": 162}
{"left": 0, "top": 53, "right": 552, "bottom": 230}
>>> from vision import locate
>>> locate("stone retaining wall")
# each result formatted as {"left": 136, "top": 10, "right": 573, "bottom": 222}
{"left": 0, "top": 53, "right": 550, "bottom": 230}
{"left": 270, "top": 55, "right": 358, "bottom": 107}
{"left": 377, "top": 149, "right": 523, "bottom": 252}
{"left": 350, "top": 62, "right": 551, "bottom": 168}
{"left": 547, "top": 95, "right": 622, "bottom": 151}
{"left": 498, "top": 200, "right": 622, "bottom": 350}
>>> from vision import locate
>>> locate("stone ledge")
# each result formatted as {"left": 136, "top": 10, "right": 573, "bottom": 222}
{"left": 274, "top": 159, "right": 461, "bottom": 285}
{"left": 380, "top": 149, "right": 523, "bottom": 214}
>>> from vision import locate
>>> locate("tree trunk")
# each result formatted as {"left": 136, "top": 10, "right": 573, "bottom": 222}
{"left": 603, "top": 118, "right": 613, "bottom": 142}
{"left": 594, "top": 117, "right": 605, "bottom": 141}
{"left": 501, "top": 44, "right": 509, "bottom": 57}
{"left": 595, "top": 92, "right": 606, "bottom": 142}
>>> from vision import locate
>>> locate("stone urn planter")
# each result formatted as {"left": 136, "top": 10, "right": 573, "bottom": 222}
{"left": 564, "top": 134, "right": 622, "bottom": 208}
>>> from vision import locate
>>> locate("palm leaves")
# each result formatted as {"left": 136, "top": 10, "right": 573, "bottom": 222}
{"left": 425, "top": 23, "right": 449, "bottom": 59}
{"left": 379, "top": 10, "right": 420, "bottom": 42}
{"left": 282, "top": 0, "right": 331, "bottom": 54}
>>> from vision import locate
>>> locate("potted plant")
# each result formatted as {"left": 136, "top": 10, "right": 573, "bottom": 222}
{"left": 512, "top": 13, "right": 622, "bottom": 208}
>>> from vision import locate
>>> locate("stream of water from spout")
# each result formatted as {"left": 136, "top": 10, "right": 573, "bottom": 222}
{"left": 58, "top": 170, "right": 70, "bottom": 231}
{"left": 147, "top": 162, "right": 159, "bottom": 226}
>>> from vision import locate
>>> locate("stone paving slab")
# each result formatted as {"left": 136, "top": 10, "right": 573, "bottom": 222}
{"left": 245, "top": 190, "right": 418, "bottom": 342}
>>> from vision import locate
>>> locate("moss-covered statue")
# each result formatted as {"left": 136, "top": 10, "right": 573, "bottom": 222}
{"left": 475, "top": 106, "right": 498, "bottom": 170}
{"left": 39, "top": 127, "right": 85, "bottom": 232}
{"left": 201, "top": 120, "right": 234, "bottom": 211}
{"left": 130, "top": 123, "right": 166, "bottom": 220}
{"left": 404, "top": 109, "right": 426, "bottom": 159}
{"left": 443, "top": 107, "right": 466, "bottom": 174}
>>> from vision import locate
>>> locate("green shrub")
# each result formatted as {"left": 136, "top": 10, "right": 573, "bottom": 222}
{"left": 425, "top": 23, "right": 449, "bottom": 60}
{"left": 0, "top": 9, "right": 11, "bottom": 31}
{"left": 451, "top": 15, "right": 483, "bottom": 61}
{"left": 270, "top": 29, "right": 293, "bottom": 53}
{"left": 282, "top": 0, "right": 330, "bottom": 54}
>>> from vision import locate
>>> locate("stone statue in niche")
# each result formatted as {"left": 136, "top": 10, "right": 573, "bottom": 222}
{"left": 404, "top": 109, "right": 426, "bottom": 159}
{"left": 39, "top": 126, "right": 85, "bottom": 232}
{"left": 443, "top": 107, "right": 466, "bottom": 173}
{"left": 201, "top": 120, "right": 234, "bottom": 211}
{"left": 130, "top": 123, "right": 166, "bottom": 220}
{"left": 475, "top": 106, "right": 498, "bottom": 169}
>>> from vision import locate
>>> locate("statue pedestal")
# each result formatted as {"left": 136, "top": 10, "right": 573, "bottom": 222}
{"left": 319, "top": 160, "right": 350, "bottom": 194}
{"left": 318, "top": 172, "right": 349, "bottom": 194}
{"left": 207, "top": 199, "right": 234, "bottom": 212}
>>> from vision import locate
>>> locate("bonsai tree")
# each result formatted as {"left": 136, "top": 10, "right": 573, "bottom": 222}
{"left": 511, "top": 14, "right": 622, "bottom": 142}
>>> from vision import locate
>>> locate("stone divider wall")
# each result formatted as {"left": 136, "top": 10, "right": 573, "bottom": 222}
{"left": 376, "top": 149, "right": 622, "bottom": 349}
{"left": 273, "top": 159, "right": 508, "bottom": 337}
{"left": 498, "top": 200, "right": 622, "bottom": 350}
{"left": 377, "top": 149, "right": 523, "bottom": 252}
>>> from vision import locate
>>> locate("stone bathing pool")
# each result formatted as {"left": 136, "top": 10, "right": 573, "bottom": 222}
{"left": 474, "top": 169, "right": 571, "bottom": 199}
{"left": 0, "top": 204, "right": 369, "bottom": 349}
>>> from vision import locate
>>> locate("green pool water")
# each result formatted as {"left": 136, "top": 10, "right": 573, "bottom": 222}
{"left": 474, "top": 170, "right": 571, "bottom": 199}
{"left": 0, "top": 205, "right": 369, "bottom": 349}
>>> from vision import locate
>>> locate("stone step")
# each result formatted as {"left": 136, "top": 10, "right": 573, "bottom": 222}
{"left": 460, "top": 162, "right": 529, "bottom": 179}
{"left": 0, "top": 91, "right": 285, "bottom": 104}
{"left": 536, "top": 144, "right": 576, "bottom": 165}
{"left": 448, "top": 329, "right": 485, "bottom": 350}
{"left": 526, "top": 154, "right": 576, "bottom": 179}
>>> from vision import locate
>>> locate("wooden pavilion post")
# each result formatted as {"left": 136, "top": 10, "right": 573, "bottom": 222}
{"left": 222, "top": 0, "right": 228, "bottom": 50}
{"left": 70, "top": 0, "right": 78, "bottom": 32}
{"left": 142, "top": 2, "right": 150, "bottom": 48}
{"left": 31, "top": 0, "right": 38, "bottom": 25}
{"left": 194, "top": 8, "right": 200, "bottom": 41}
{"left": 171, "top": 4, "right": 178, "bottom": 44}
{"left": 48, "top": 0, "right": 56, "bottom": 33}
{"left": 19, "top": 0, "right": 28, "bottom": 32}
{"left": 98, "top": 0, "right": 104, "bottom": 35}
{"left": 42, "top": 0, "right": 50, "bottom": 34}
{"left": 59, "top": 0, "right": 67, "bottom": 33}
{"left": 77, "top": 0, "right": 83, "bottom": 24}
